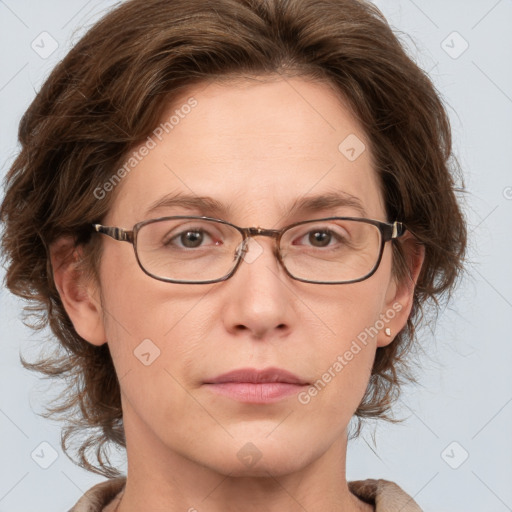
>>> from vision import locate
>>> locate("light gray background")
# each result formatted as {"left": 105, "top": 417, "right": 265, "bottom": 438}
{"left": 0, "top": 1, "right": 511, "bottom": 511}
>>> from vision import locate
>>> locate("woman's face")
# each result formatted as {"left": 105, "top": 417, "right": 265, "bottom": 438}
{"left": 82, "top": 77, "right": 410, "bottom": 477}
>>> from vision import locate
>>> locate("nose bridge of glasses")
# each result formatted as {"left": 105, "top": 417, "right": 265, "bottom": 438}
{"left": 235, "top": 226, "right": 282, "bottom": 260}
{"left": 246, "top": 226, "right": 281, "bottom": 238}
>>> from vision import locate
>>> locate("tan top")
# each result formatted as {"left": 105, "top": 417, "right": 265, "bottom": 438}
{"left": 68, "top": 476, "right": 423, "bottom": 511}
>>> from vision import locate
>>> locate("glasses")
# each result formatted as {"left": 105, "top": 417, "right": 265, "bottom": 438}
{"left": 91, "top": 215, "right": 406, "bottom": 285}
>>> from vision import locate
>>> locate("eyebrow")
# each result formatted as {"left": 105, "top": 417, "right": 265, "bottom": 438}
{"left": 144, "top": 190, "right": 368, "bottom": 220}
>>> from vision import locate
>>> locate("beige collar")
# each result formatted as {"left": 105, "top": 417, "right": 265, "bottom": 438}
{"left": 69, "top": 476, "right": 423, "bottom": 511}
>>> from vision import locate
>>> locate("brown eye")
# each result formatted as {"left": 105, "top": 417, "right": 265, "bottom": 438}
{"left": 175, "top": 230, "right": 206, "bottom": 248}
{"left": 307, "top": 230, "right": 334, "bottom": 247}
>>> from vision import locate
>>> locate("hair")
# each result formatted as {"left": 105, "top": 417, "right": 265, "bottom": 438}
{"left": 0, "top": 0, "right": 466, "bottom": 477}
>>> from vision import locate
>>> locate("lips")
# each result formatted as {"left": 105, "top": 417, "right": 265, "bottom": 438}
{"left": 204, "top": 367, "right": 309, "bottom": 385}
{"left": 203, "top": 367, "right": 309, "bottom": 404}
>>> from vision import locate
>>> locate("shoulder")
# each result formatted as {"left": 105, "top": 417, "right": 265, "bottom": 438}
{"left": 67, "top": 477, "right": 126, "bottom": 512}
{"left": 348, "top": 478, "right": 423, "bottom": 512}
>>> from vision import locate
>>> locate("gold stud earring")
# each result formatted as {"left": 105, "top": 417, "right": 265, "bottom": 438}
{"left": 385, "top": 327, "right": 391, "bottom": 337}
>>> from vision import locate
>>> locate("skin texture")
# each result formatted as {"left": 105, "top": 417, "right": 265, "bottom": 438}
{"left": 52, "top": 76, "right": 424, "bottom": 512}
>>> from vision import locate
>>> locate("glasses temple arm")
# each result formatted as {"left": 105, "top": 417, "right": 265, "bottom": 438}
{"left": 92, "top": 224, "right": 134, "bottom": 243}
{"left": 392, "top": 221, "right": 407, "bottom": 239}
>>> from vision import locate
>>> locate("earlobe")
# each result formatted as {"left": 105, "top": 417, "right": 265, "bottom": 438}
{"left": 377, "top": 238, "right": 425, "bottom": 348}
{"left": 50, "top": 237, "right": 107, "bottom": 346}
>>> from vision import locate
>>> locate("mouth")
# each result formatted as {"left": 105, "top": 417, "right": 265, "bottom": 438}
{"left": 203, "top": 367, "right": 309, "bottom": 404}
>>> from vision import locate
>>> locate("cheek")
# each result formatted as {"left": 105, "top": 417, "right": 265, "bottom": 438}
{"left": 303, "top": 257, "right": 393, "bottom": 407}
{"left": 293, "top": 309, "right": 378, "bottom": 440}
{"left": 97, "top": 248, "right": 215, "bottom": 385}
{"left": 309, "top": 305, "right": 377, "bottom": 391}
{"left": 316, "top": 265, "right": 390, "bottom": 347}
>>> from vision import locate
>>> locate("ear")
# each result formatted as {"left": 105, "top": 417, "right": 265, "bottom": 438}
{"left": 50, "top": 236, "right": 107, "bottom": 346}
{"left": 377, "top": 235, "right": 425, "bottom": 348}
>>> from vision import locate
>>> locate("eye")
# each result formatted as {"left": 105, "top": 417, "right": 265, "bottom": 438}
{"left": 292, "top": 226, "right": 350, "bottom": 248}
{"left": 174, "top": 230, "right": 207, "bottom": 248}
{"left": 163, "top": 225, "right": 222, "bottom": 249}
{"left": 306, "top": 229, "right": 334, "bottom": 247}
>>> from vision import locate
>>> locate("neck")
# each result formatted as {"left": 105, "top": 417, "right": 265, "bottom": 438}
{"left": 114, "top": 400, "right": 373, "bottom": 512}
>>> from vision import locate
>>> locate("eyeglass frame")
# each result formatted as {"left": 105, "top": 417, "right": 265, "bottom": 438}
{"left": 91, "top": 215, "right": 407, "bottom": 285}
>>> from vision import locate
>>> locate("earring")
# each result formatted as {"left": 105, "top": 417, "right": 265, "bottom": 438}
{"left": 385, "top": 327, "right": 391, "bottom": 337}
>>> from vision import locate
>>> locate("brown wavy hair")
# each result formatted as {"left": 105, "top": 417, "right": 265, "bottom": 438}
{"left": 0, "top": 0, "right": 466, "bottom": 477}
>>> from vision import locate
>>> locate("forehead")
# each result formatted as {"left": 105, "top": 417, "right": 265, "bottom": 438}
{"left": 107, "top": 77, "right": 386, "bottom": 226}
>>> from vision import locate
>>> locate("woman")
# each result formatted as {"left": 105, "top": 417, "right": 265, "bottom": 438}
{"left": 0, "top": 0, "right": 466, "bottom": 510}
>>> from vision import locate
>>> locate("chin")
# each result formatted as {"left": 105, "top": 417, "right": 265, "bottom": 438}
{"left": 204, "top": 436, "right": 314, "bottom": 478}
{"left": 211, "top": 454, "right": 310, "bottom": 479}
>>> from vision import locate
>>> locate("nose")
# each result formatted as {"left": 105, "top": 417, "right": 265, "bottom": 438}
{"left": 221, "top": 235, "right": 292, "bottom": 339}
